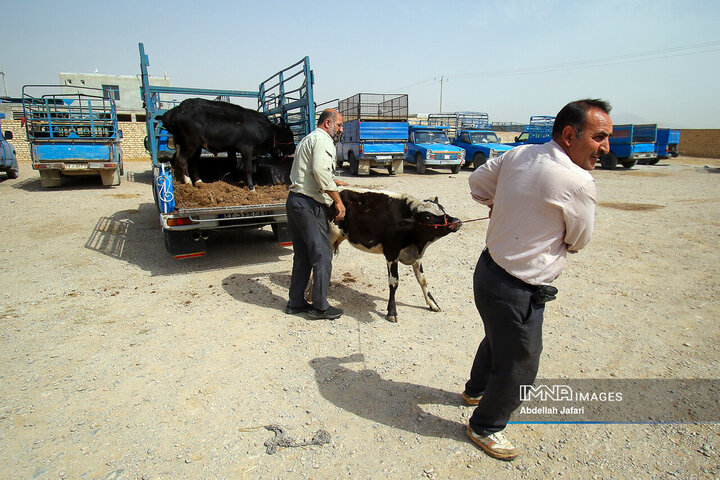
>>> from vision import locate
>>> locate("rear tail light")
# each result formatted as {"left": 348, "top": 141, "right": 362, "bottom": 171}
{"left": 359, "top": 144, "right": 363, "bottom": 155}
{"left": 167, "top": 217, "right": 194, "bottom": 226}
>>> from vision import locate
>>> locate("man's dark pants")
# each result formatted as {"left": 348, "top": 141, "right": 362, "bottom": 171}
{"left": 286, "top": 191, "right": 333, "bottom": 311}
{"left": 466, "top": 249, "right": 545, "bottom": 437}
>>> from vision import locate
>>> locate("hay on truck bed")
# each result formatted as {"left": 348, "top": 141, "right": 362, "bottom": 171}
{"left": 173, "top": 181, "right": 290, "bottom": 209}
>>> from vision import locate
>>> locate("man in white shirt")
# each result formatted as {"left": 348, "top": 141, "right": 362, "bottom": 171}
{"left": 285, "top": 109, "right": 348, "bottom": 320}
{"left": 464, "top": 99, "right": 613, "bottom": 460}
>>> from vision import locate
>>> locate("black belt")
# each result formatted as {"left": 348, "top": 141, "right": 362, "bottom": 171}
{"left": 481, "top": 248, "right": 535, "bottom": 289}
{"left": 481, "top": 249, "right": 558, "bottom": 303}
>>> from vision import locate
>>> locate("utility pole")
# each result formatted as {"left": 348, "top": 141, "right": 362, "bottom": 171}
{"left": 439, "top": 75, "right": 444, "bottom": 113}
{"left": 0, "top": 71, "right": 7, "bottom": 97}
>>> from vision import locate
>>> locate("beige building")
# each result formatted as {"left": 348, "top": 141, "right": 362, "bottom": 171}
{"left": 58, "top": 72, "right": 171, "bottom": 121}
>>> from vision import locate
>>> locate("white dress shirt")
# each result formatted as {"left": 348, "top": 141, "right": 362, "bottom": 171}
{"left": 469, "top": 140, "right": 596, "bottom": 285}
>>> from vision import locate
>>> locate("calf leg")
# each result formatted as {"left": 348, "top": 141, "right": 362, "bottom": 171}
{"left": 412, "top": 260, "right": 440, "bottom": 312}
{"left": 386, "top": 260, "right": 399, "bottom": 322}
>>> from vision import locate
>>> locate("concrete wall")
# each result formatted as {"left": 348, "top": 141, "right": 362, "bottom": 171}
{"left": 678, "top": 130, "right": 720, "bottom": 159}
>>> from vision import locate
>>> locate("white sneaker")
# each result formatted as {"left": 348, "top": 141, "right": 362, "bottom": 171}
{"left": 466, "top": 426, "right": 520, "bottom": 460}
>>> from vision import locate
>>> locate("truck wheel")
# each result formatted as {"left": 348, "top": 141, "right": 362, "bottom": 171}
{"left": 388, "top": 159, "right": 404, "bottom": 175}
{"left": 450, "top": 164, "right": 461, "bottom": 174}
{"left": 621, "top": 159, "right": 637, "bottom": 169}
{"left": 600, "top": 152, "right": 618, "bottom": 169}
{"left": 472, "top": 152, "right": 486, "bottom": 169}
{"left": 348, "top": 151, "right": 359, "bottom": 176}
{"left": 415, "top": 152, "right": 426, "bottom": 174}
{"left": 39, "top": 170, "right": 62, "bottom": 188}
{"left": 648, "top": 158, "right": 660, "bottom": 165}
{"left": 336, "top": 151, "right": 344, "bottom": 168}
{"left": 101, "top": 167, "right": 121, "bottom": 186}
{"left": 7, "top": 169, "right": 18, "bottom": 180}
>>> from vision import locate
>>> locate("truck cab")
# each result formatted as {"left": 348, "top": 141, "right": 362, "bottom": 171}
{"left": 0, "top": 113, "right": 19, "bottom": 180}
{"left": 406, "top": 125, "right": 465, "bottom": 174}
{"left": 454, "top": 129, "right": 512, "bottom": 168}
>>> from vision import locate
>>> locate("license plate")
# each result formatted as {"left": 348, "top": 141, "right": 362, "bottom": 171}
{"left": 64, "top": 163, "right": 87, "bottom": 169}
{"left": 376, "top": 155, "right": 391, "bottom": 160}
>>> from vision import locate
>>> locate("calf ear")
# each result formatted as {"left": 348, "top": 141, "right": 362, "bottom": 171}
{"left": 433, "top": 196, "right": 439, "bottom": 203}
{"left": 396, "top": 218, "right": 415, "bottom": 231}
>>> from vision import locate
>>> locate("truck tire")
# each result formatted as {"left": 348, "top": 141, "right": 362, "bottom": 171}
{"left": 101, "top": 167, "right": 121, "bottom": 186}
{"left": 388, "top": 159, "right": 404, "bottom": 175}
{"left": 348, "top": 151, "right": 359, "bottom": 176}
{"left": 472, "top": 152, "right": 486, "bottom": 169}
{"left": 600, "top": 152, "right": 618, "bottom": 169}
{"left": 7, "top": 169, "right": 18, "bottom": 180}
{"left": 39, "top": 170, "right": 62, "bottom": 188}
{"left": 415, "top": 152, "right": 426, "bottom": 174}
{"left": 336, "top": 151, "right": 344, "bottom": 168}
{"left": 621, "top": 159, "right": 637, "bottom": 169}
{"left": 450, "top": 164, "right": 461, "bottom": 174}
{"left": 648, "top": 158, "right": 660, "bottom": 165}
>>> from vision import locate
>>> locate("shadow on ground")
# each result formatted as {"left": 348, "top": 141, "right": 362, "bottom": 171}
{"left": 85, "top": 202, "right": 292, "bottom": 276}
{"left": 311, "top": 354, "right": 465, "bottom": 440}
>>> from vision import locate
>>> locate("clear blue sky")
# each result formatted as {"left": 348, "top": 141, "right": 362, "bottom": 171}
{"left": 2, "top": 0, "right": 719, "bottom": 128}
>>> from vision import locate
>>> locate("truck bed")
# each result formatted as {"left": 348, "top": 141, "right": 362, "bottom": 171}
{"left": 173, "top": 182, "right": 288, "bottom": 211}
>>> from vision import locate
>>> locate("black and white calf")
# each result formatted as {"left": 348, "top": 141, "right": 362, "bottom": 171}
{"left": 328, "top": 188, "right": 461, "bottom": 322}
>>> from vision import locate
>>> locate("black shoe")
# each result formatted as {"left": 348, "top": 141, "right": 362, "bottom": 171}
{"left": 308, "top": 306, "right": 343, "bottom": 320}
{"left": 285, "top": 302, "right": 313, "bottom": 315}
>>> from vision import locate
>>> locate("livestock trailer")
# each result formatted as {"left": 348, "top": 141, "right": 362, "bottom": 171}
{"left": 22, "top": 85, "right": 123, "bottom": 187}
{"left": 139, "top": 42, "right": 315, "bottom": 259}
{"left": 336, "top": 93, "right": 408, "bottom": 176}
{"left": 601, "top": 124, "right": 657, "bottom": 169}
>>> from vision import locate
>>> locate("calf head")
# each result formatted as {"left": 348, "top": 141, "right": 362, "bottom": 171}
{"left": 404, "top": 196, "right": 462, "bottom": 239}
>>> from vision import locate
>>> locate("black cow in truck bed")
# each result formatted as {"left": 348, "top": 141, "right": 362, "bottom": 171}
{"left": 161, "top": 98, "right": 295, "bottom": 190}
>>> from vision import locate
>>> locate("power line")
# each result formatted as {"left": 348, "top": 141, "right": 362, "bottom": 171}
{"left": 392, "top": 40, "right": 720, "bottom": 90}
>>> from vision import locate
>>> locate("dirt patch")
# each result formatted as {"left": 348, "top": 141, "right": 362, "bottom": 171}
{"left": 174, "top": 181, "right": 289, "bottom": 208}
{"left": 599, "top": 202, "right": 665, "bottom": 211}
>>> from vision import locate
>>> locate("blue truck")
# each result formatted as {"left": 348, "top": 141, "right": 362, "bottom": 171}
{"left": 505, "top": 115, "right": 555, "bottom": 146}
{"left": 336, "top": 93, "right": 408, "bottom": 176}
{"left": 652, "top": 128, "right": 680, "bottom": 163}
{"left": 600, "top": 124, "right": 657, "bottom": 169}
{"left": 139, "top": 42, "right": 315, "bottom": 258}
{"left": 0, "top": 113, "right": 19, "bottom": 180}
{"left": 22, "top": 85, "right": 123, "bottom": 187}
{"left": 427, "top": 112, "right": 512, "bottom": 168}
{"left": 406, "top": 124, "right": 465, "bottom": 174}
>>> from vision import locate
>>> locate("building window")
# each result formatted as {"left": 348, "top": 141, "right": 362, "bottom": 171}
{"left": 102, "top": 84, "right": 120, "bottom": 101}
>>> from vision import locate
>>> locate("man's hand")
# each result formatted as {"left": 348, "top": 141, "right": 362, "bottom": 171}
{"left": 334, "top": 201, "right": 346, "bottom": 222}
{"left": 334, "top": 179, "right": 349, "bottom": 187}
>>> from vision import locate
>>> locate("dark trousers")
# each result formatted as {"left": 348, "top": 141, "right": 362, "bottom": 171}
{"left": 466, "top": 249, "right": 545, "bottom": 437}
{"left": 286, "top": 191, "right": 333, "bottom": 311}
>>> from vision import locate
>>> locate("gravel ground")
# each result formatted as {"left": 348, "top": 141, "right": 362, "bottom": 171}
{"left": 0, "top": 156, "right": 719, "bottom": 479}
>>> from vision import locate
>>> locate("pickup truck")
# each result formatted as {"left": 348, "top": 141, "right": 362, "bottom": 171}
{"left": 600, "top": 124, "right": 657, "bottom": 169}
{"left": 22, "top": 85, "right": 123, "bottom": 187}
{"left": 337, "top": 93, "right": 408, "bottom": 175}
{"left": 139, "top": 42, "right": 314, "bottom": 259}
{"left": 652, "top": 128, "right": 680, "bottom": 163}
{"left": 405, "top": 125, "right": 465, "bottom": 174}
{"left": 0, "top": 113, "right": 19, "bottom": 180}
{"left": 427, "top": 112, "right": 511, "bottom": 168}
{"left": 505, "top": 115, "right": 555, "bottom": 146}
